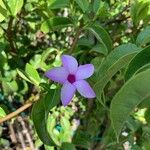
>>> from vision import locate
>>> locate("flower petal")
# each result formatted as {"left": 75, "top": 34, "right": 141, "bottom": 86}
{"left": 61, "top": 55, "right": 78, "bottom": 74}
{"left": 74, "top": 80, "right": 96, "bottom": 98}
{"left": 45, "top": 67, "right": 68, "bottom": 84}
{"left": 76, "top": 64, "right": 94, "bottom": 80}
{"left": 61, "top": 82, "right": 76, "bottom": 106}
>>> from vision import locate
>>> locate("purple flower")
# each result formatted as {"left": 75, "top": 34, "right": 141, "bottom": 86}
{"left": 45, "top": 55, "right": 96, "bottom": 106}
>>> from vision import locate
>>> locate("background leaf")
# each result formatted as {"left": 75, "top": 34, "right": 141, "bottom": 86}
{"left": 74, "top": 0, "right": 89, "bottom": 13}
{"left": 49, "top": 0, "right": 70, "bottom": 9}
{"left": 136, "top": 26, "right": 150, "bottom": 46}
{"left": 41, "top": 17, "right": 73, "bottom": 33}
{"left": 93, "top": 0, "right": 101, "bottom": 14}
{"left": 60, "top": 142, "right": 76, "bottom": 150}
{"left": 110, "top": 69, "right": 150, "bottom": 140}
{"left": 125, "top": 46, "right": 150, "bottom": 81}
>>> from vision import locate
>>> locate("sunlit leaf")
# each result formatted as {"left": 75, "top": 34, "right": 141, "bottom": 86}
{"left": 8, "top": 0, "right": 23, "bottom": 16}
{"left": 17, "top": 69, "right": 32, "bottom": 83}
{"left": 25, "top": 63, "right": 41, "bottom": 85}
{"left": 0, "top": 0, "right": 7, "bottom": 22}
{"left": 0, "top": 106, "right": 6, "bottom": 118}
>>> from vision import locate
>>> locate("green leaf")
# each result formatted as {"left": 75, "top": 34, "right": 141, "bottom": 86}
{"left": 93, "top": 0, "right": 101, "bottom": 14}
{"left": 8, "top": 0, "right": 23, "bottom": 16}
{"left": 59, "top": 116, "right": 71, "bottom": 143}
{"left": 145, "top": 107, "right": 150, "bottom": 124}
{"left": 94, "top": 43, "right": 141, "bottom": 101}
{"left": 0, "top": 0, "right": 7, "bottom": 22}
{"left": 2, "top": 80, "right": 18, "bottom": 95}
{"left": 41, "top": 17, "right": 73, "bottom": 33}
{"left": 17, "top": 69, "right": 32, "bottom": 83}
{"left": 49, "top": 0, "right": 70, "bottom": 9}
{"left": 73, "top": 130, "right": 91, "bottom": 149}
{"left": 135, "top": 63, "right": 150, "bottom": 74}
{"left": 60, "top": 142, "right": 76, "bottom": 150}
{"left": 110, "top": 69, "right": 150, "bottom": 140}
{"left": 0, "top": 53, "right": 6, "bottom": 70}
{"left": 90, "top": 43, "right": 108, "bottom": 56}
{"left": 75, "top": 0, "right": 89, "bottom": 13}
{"left": 25, "top": 63, "right": 41, "bottom": 85}
{"left": 77, "top": 37, "right": 94, "bottom": 48}
{"left": 32, "top": 89, "right": 60, "bottom": 146}
{"left": 44, "top": 145, "right": 54, "bottom": 150}
{"left": 130, "top": 0, "right": 150, "bottom": 26}
{"left": 0, "top": 106, "right": 6, "bottom": 118}
{"left": 125, "top": 46, "right": 150, "bottom": 81}
{"left": 138, "top": 96, "right": 150, "bottom": 109}
{"left": 136, "top": 26, "right": 150, "bottom": 46}
{"left": 87, "top": 24, "right": 112, "bottom": 53}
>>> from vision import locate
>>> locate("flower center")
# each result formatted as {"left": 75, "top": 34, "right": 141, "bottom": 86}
{"left": 67, "top": 74, "right": 76, "bottom": 84}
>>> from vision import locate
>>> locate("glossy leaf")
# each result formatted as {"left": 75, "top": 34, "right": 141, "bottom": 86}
{"left": 136, "top": 26, "right": 150, "bottom": 46}
{"left": 110, "top": 69, "right": 150, "bottom": 140}
{"left": 41, "top": 17, "right": 73, "bottom": 33}
{"left": 125, "top": 45, "right": 150, "bottom": 81}
{"left": 94, "top": 43, "right": 141, "bottom": 101}
{"left": 25, "top": 63, "right": 41, "bottom": 85}
{"left": 87, "top": 24, "right": 112, "bottom": 53}
{"left": 32, "top": 89, "right": 60, "bottom": 146}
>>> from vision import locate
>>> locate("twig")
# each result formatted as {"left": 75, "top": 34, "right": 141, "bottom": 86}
{"left": 0, "top": 102, "right": 33, "bottom": 124}
{"left": 0, "top": 94, "right": 39, "bottom": 124}
{"left": 69, "top": 27, "right": 82, "bottom": 54}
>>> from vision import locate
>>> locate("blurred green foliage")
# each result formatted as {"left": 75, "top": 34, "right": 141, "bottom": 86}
{"left": 0, "top": 0, "right": 150, "bottom": 149}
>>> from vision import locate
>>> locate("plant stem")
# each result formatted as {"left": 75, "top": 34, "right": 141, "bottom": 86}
{"left": 6, "top": 16, "right": 17, "bottom": 53}
{"left": 0, "top": 102, "right": 33, "bottom": 124}
{"left": 69, "top": 27, "right": 82, "bottom": 54}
